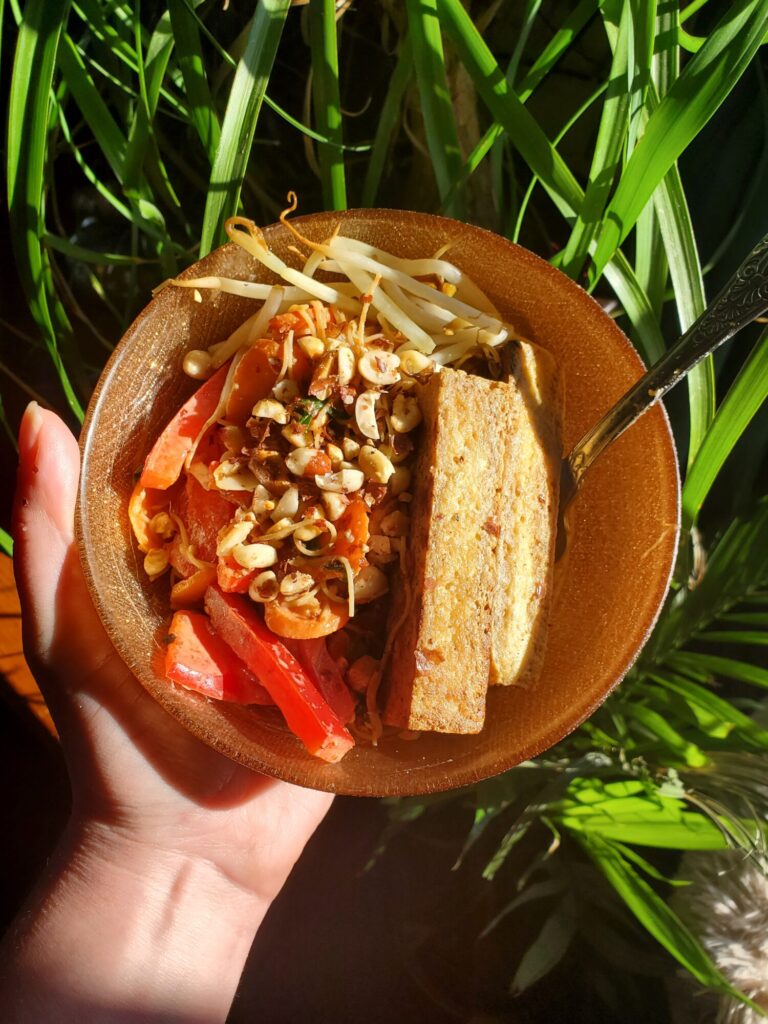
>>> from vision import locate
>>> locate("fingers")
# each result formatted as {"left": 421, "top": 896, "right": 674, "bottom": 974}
{"left": 13, "top": 403, "right": 82, "bottom": 660}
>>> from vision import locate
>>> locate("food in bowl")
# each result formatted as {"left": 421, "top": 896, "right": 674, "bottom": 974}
{"left": 128, "top": 201, "right": 562, "bottom": 762}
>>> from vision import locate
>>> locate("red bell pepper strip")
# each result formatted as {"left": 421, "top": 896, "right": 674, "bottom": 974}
{"left": 173, "top": 474, "right": 234, "bottom": 563}
{"left": 140, "top": 362, "right": 230, "bottom": 490}
{"left": 204, "top": 586, "right": 354, "bottom": 763}
{"left": 284, "top": 637, "right": 356, "bottom": 724}
{"left": 165, "top": 610, "right": 273, "bottom": 705}
{"left": 224, "top": 340, "right": 280, "bottom": 424}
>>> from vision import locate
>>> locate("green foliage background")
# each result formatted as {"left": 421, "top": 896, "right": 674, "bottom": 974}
{"left": 2, "top": 0, "right": 768, "bottom": 1016}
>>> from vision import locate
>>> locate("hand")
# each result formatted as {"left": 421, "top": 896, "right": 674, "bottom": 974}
{"left": 2, "top": 402, "right": 333, "bottom": 1021}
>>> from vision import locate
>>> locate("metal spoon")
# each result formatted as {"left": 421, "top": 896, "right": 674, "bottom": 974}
{"left": 557, "top": 232, "right": 768, "bottom": 558}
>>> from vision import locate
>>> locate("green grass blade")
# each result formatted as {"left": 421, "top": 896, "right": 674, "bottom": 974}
{"left": 43, "top": 233, "right": 156, "bottom": 266}
{"left": 588, "top": 0, "right": 768, "bottom": 285}
{"left": 644, "top": 84, "right": 713, "bottom": 468}
{"left": 682, "top": 327, "right": 768, "bottom": 526}
{"left": 436, "top": 0, "right": 583, "bottom": 217}
{"left": 559, "top": 0, "right": 634, "bottom": 280}
{"left": 0, "top": 527, "right": 13, "bottom": 558}
{"left": 668, "top": 651, "right": 768, "bottom": 689}
{"left": 406, "top": 0, "right": 464, "bottom": 217}
{"left": 168, "top": 0, "right": 221, "bottom": 162}
{"left": 579, "top": 834, "right": 756, "bottom": 1007}
{"left": 603, "top": 250, "right": 666, "bottom": 365}
{"left": 200, "top": 0, "right": 291, "bottom": 255}
{"left": 361, "top": 36, "right": 412, "bottom": 207}
{"left": 697, "top": 630, "right": 768, "bottom": 646}
{"left": 57, "top": 32, "right": 128, "bottom": 183}
{"left": 308, "top": 0, "right": 347, "bottom": 211}
{"left": 7, "top": 0, "right": 83, "bottom": 420}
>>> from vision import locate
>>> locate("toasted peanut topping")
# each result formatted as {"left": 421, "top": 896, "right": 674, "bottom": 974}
{"left": 280, "top": 571, "right": 315, "bottom": 596}
{"left": 150, "top": 512, "right": 176, "bottom": 540}
{"left": 251, "top": 398, "right": 288, "bottom": 424}
{"left": 252, "top": 484, "right": 276, "bottom": 516}
{"left": 217, "top": 520, "right": 253, "bottom": 557}
{"left": 232, "top": 542, "right": 279, "bottom": 570}
{"left": 337, "top": 345, "right": 355, "bottom": 385}
{"left": 321, "top": 491, "right": 348, "bottom": 521}
{"left": 358, "top": 349, "right": 400, "bottom": 387}
{"left": 297, "top": 335, "right": 325, "bottom": 359}
{"left": 359, "top": 445, "right": 395, "bottom": 484}
{"left": 390, "top": 465, "right": 411, "bottom": 496}
{"left": 327, "top": 443, "right": 344, "bottom": 468}
{"left": 281, "top": 423, "right": 310, "bottom": 448}
{"left": 294, "top": 522, "right": 324, "bottom": 543}
{"left": 285, "top": 447, "right": 323, "bottom": 477}
{"left": 221, "top": 425, "right": 247, "bottom": 452}
{"left": 143, "top": 548, "right": 169, "bottom": 577}
{"left": 342, "top": 436, "right": 361, "bottom": 460}
{"left": 315, "top": 469, "right": 365, "bottom": 493}
{"left": 355, "top": 390, "right": 380, "bottom": 440}
{"left": 354, "top": 564, "right": 389, "bottom": 603}
{"left": 271, "top": 485, "right": 299, "bottom": 522}
{"left": 248, "top": 570, "right": 279, "bottom": 602}
{"left": 273, "top": 378, "right": 300, "bottom": 403}
{"left": 390, "top": 393, "right": 422, "bottom": 433}
{"left": 213, "top": 459, "right": 260, "bottom": 491}
{"left": 381, "top": 510, "right": 410, "bottom": 537}
{"left": 183, "top": 349, "right": 213, "bottom": 379}
{"left": 367, "top": 534, "right": 396, "bottom": 565}
{"left": 398, "top": 350, "right": 432, "bottom": 376}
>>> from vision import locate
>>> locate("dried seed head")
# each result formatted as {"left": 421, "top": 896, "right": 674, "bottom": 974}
{"left": 217, "top": 520, "right": 253, "bottom": 557}
{"left": 353, "top": 564, "right": 389, "bottom": 604}
{"left": 251, "top": 398, "right": 288, "bottom": 424}
{"left": 390, "top": 393, "right": 422, "bottom": 433}
{"left": 315, "top": 469, "right": 365, "bottom": 493}
{"left": 279, "top": 571, "right": 315, "bottom": 596}
{"left": 143, "top": 547, "right": 169, "bottom": 577}
{"left": 183, "top": 349, "right": 213, "bottom": 380}
{"left": 232, "top": 542, "right": 279, "bottom": 570}
{"left": 358, "top": 444, "right": 395, "bottom": 485}
{"left": 358, "top": 349, "right": 400, "bottom": 387}
{"left": 355, "top": 390, "right": 380, "bottom": 440}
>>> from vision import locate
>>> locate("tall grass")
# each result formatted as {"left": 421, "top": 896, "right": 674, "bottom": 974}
{"left": 3, "top": 1, "right": 768, "bottom": 1014}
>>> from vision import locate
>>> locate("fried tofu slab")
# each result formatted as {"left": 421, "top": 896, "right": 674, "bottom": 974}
{"left": 383, "top": 346, "right": 562, "bottom": 735}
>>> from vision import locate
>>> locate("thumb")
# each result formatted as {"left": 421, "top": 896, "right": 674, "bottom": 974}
{"left": 13, "top": 402, "right": 81, "bottom": 664}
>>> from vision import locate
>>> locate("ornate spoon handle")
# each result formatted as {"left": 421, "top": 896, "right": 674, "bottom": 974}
{"left": 562, "top": 231, "right": 768, "bottom": 503}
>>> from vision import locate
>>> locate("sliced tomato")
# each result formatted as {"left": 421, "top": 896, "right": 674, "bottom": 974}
{"left": 170, "top": 565, "right": 218, "bottom": 609}
{"left": 217, "top": 555, "right": 256, "bottom": 594}
{"left": 173, "top": 474, "right": 233, "bottom": 563}
{"left": 285, "top": 637, "right": 355, "bottom": 724}
{"left": 333, "top": 498, "right": 370, "bottom": 571}
{"left": 141, "top": 362, "right": 230, "bottom": 490}
{"left": 204, "top": 587, "right": 354, "bottom": 763}
{"left": 165, "top": 610, "right": 273, "bottom": 705}
{"left": 128, "top": 480, "right": 172, "bottom": 552}
{"left": 264, "top": 594, "right": 350, "bottom": 640}
{"left": 225, "top": 340, "right": 280, "bottom": 424}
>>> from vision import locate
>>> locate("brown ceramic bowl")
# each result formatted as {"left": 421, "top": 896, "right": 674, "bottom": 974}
{"left": 76, "top": 209, "right": 679, "bottom": 797}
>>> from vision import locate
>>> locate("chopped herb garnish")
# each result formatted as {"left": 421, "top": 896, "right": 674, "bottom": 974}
{"left": 297, "top": 397, "right": 327, "bottom": 425}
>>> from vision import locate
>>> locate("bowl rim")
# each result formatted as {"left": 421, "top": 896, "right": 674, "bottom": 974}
{"left": 76, "top": 207, "right": 681, "bottom": 796}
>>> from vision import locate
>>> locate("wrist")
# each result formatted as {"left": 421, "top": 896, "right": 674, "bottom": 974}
{"left": 0, "top": 815, "right": 266, "bottom": 1022}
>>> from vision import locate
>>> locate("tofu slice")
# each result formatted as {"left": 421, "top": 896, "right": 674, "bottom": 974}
{"left": 383, "top": 368, "right": 510, "bottom": 734}
{"left": 490, "top": 340, "right": 563, "bottom": 686}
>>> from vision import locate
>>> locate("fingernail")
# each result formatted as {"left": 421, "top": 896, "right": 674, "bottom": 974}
{"left": 18, "top": 402, "right": 44, "bottom": 464}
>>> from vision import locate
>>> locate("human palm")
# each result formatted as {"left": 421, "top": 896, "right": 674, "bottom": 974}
{"left": 14, "top": 403, "right": 332, "bottom": 901}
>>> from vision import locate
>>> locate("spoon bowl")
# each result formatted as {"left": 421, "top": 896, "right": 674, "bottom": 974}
{"left": 76, "top": 209, "right": 679, "bottom": 796}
